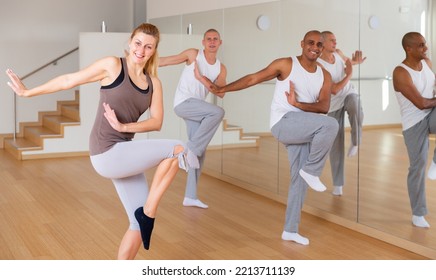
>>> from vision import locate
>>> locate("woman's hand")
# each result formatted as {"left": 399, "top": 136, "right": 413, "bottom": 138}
{"left": 6, "top": 69, "right": 28, "bottom": 96}
{"left": 103, "top": 102, "right": 125, "bottom": 132}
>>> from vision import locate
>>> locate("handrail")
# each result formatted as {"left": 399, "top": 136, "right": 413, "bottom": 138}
{"left": 21, "top": 47, "right": 79, "bottom": 80}
{"left": 351, "top": 76, "right": 392, "bottom": 81}
{"left": 13, "top": 47, "right": 79, "bottom": 140}
{"left": 259, "top": 76, "right": 392, "bottom": 85}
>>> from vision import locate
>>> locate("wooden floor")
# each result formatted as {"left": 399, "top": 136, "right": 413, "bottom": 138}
{"left": 0, "top": 149, "right": 427, "bottom": 260}
{"left": 206, "top": 127, "right": 436, "bottom": 255}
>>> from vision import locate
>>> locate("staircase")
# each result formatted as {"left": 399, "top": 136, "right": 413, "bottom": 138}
{"left": 3, "top": 91, "right": 80, "bottom": 160}
{"left": 3, "top": 90, "right": 258, "bottom": 159}
{"left": 220, "top": 119, "right": 260, "bottom": 149}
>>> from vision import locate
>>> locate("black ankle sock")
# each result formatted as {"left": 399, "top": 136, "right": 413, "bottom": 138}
{"left": 134, "top": 207, "right": 155, "bottom": 250}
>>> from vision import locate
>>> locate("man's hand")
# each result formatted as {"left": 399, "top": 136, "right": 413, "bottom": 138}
{"left": 285, "top": 80, "right": 297, "bottom": 106}
{"left": 351, "top": 50, "right": 366, "bottom": 65}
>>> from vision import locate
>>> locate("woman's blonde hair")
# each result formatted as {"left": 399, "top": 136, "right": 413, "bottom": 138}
{"left": 130, "top": 23, "right": 160, "bottom": 76}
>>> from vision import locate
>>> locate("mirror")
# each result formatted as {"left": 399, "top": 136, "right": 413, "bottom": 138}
{"left": 150, "top": 0, "right": 436, "bottom": 256}
{"left": 358, "top": 0, "right": 436, "bottom": 250}
{"left": 218, "top": 0, "right": 362, "bottom": 221}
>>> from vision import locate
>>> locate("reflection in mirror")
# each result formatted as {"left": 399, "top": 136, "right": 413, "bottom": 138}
{"left": 219, "top": 2, "right": 282, "bottom": 195}
{"left": 150, "top": 0, "right": 436, "bottom": 257}
{"left": 275, "top": 0, "right": 360, "bottom": 222}
{"left": 358, "top": 0, "right": 436, "bottom": 251}
{"left": 219, "top": 1, "right": 361, "bottom": 224}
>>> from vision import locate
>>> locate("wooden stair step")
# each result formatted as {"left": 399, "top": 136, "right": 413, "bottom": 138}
{"left": 4, "top": 137, "right": 41, "bottom": 160}
{"left": 4, "top": 137, "right": 41, "bottom": 151}
{"left": 44, "top": 115, "right": 79, "bottom": 123}
{"left": 61, "top": 104, "right": 80, "bottom": 121}
{"left": 241, "top": 136, "right": 259, "bottom": 140}
{"left": 43, "top": 115, "right": 80, "bottom": 132}
{"left": 24, "top": 126, "right": 61, "bottom": 145}
{"left": 225, "top": 124, "right": 240, "bottom": 130}
{"left": 3, "top": 91, "right": 82, "bottom": 160}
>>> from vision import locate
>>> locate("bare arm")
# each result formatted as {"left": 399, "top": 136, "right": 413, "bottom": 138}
{"left": 208, "top": 58, "right": 287, "bottom": 94}
{"left": 6, "top": 56, "right": 119, "bottom": 97}
{"left": 425, "top": 58, "right": 433, "bottom": 69}
{"left": 104, "top": 76, "right": 164, "bottom": 133}
{"left": 337, "top": 48, "right": 366, "bottom": 65}
{"left": 393, "top": 65, "right": 436, "bottom": 110}
{"left": 330, "top": 58, "right": 353, "bottom": 94}
{"left": 159, "top": 48, "right": 198, "bottom": 67}
{"left": 211, "top": 63, "right": 227, "bottom": 98}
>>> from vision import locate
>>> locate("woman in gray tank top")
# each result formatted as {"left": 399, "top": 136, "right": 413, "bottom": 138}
{"left": 6, "top": 23, "right": 198, "bottom": 259}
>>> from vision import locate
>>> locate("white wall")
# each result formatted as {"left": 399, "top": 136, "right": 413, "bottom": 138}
{"left": 20, "top": 33, "right": 204, "bottom": 156}
{"left": 146, "top": 0, "right": 279, "bottom": 19}
{"left": 0, "top": 0, "right": 136, "bottom": 134}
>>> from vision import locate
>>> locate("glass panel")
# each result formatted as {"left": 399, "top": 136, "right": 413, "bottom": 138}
{"left": 358, "top": 0, "right": 436, "bottom": 250}
{"left": 221, "top": 2, "right": 281, "bottom": 193}
{"left": 220, "top": 0, "right": 360, "bottom": 216}
{"left": 151, "top": 0, "right": 436, "bottom": 254}
{"left": 276, "top": 0, "right": 360, "bottom": 221}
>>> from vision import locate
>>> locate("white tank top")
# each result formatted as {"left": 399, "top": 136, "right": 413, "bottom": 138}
{"left": 173, "top": 49, "right": 221, "bottom": 107}
{"left": 270, "top": 56, "right": 324, "bottom": 128}
{"left": 395, "top": 60, "right": 434, "bottom": 131}
{"left": 317, "top": 52, "right": 357, "bottom": 112}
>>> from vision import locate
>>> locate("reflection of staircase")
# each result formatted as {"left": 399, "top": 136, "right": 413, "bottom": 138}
{"left": 220, "top": 119, "right": 259, "bottom": 149}
{"left": 4, "top": 91, "right": 80, "bottom": 160}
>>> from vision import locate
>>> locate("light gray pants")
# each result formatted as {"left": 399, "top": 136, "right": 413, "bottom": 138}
{"left": 174, "top": 98, "right": 225, "bottom": 199}
{"left": 403, "top": 108, "right": 436, "bottom": 216}
{"left": 328, "top": 93, "right": 363, "bottom": 186}
{"left": 90, "top": 139, "right": 185, "bottom": 230}
{"left": 271, "top": 111, "right": 338, "bottom": 232}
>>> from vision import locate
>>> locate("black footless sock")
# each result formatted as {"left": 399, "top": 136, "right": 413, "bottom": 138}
{"left": 134, "top": 207, "right": 155, "bottom": 250}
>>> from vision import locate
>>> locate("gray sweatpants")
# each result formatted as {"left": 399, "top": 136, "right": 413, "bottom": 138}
{"left": 271, "top": 111, "right": 338, "bottom": 232}
{"left": 90, "top": 138, "right": 185, "bottom": 231}
{"left": 403, "top": 108, "right": 436, "bottom": 216}
{"left": 328, "top": 93, "right": 363, "bottom": 186}
{"left": 174, "top": 98, "right": 225, "bottom": 199}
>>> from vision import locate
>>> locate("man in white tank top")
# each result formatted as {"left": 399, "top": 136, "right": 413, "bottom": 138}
{"left": 317, "top": 31, "right": 365, "bottom": 196}
{"left": 393, "top": 32, "right": 436, "bottom": 228}
{"left": 200, "top": 30, "right": 339, "bottom": 245}
{"left": 159, "top": 29, "right": 227, "bottom": 209}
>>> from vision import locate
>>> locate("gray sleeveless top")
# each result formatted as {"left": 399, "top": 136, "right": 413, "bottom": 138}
{"left": 89, "top": 57, "right": 153, "bottom": 156}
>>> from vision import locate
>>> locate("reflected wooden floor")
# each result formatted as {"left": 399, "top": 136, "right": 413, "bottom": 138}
{"left": 206, "top": 127, "right": 436, "bottom": 256}
{"left": 310, "top": 127, "right": 436, "bottom": 250}
{"left": 358, "top": 128, "right": 436, "bottom": 248}
{"left": 0, "top": 148, "right": 427, "bottom": 260}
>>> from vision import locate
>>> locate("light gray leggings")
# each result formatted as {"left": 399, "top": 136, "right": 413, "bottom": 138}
{"left": 90, "top": 139, "right": 185, "bottom": 231}
{"left": 271, "top": 111, "right": 338, "bottom": 232}
{"left": 328, "top": 93, "right": 363, "bottom": 186}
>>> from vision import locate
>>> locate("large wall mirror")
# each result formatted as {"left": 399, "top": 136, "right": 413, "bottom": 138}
{"left": 358, "top": 0, "right": 436, "bottom": 251}
{"left": 151, "top": 0, "right": 436, "bottom": 257}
